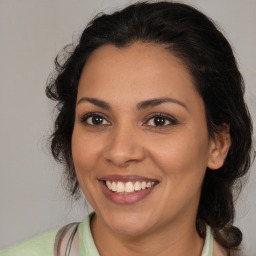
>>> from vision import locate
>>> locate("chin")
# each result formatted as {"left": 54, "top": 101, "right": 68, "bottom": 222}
{"left": 109, "top": 220, "right": 152, "bottom": 237}
{"left": 99, "top": 209, "right": 155, "bottom": 237}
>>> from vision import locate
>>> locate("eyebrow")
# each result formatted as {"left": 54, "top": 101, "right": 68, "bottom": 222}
{"left": 77, "top": 97, "right": 111, "bottom": 110}
{"left": 137, "top": 97, "right": 188, "bottom": 111}
{"left": 77, "top": 97, "right": 188, "bottom": 111}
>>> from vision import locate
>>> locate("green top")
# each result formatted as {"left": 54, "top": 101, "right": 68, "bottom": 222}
{"left": 0, "top": 227, "right": 58, "bottom": 256}
{"left": 1, "top": 214, "right": 213, "bottom": 256}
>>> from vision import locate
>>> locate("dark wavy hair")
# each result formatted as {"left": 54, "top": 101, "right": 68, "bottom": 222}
{"left": 46, "top": 1, "right": 253, "bottom": 254}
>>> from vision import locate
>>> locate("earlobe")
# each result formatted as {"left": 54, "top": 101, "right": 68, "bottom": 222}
{"left": 207, "top": 124, "right": 231, "bottom": 170}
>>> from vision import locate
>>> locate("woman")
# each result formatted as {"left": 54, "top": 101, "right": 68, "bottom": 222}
{"left": 1, "top": 1, "right": 253, "bottom": 256}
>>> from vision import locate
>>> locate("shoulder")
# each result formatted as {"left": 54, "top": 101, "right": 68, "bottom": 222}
{"left": 0, "top": 228, "right": 59, "bottom": 256}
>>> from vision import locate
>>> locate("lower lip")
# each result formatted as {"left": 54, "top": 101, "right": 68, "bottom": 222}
{"left": 99, "top": 181, "right": 157, "bottom": 204}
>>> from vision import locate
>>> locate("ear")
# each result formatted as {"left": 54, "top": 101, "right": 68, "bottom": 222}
{"left": 207, "top": 124, "right": 231, "bottom": 170}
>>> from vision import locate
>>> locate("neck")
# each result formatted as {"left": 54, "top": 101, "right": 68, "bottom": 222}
{"left": 91, "top": 214, "right": 204, "bottom": 256}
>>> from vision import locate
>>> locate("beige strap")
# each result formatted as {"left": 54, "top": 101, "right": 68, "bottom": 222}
{"left": 54, "top": 223, "right": 79, "bottom": 256}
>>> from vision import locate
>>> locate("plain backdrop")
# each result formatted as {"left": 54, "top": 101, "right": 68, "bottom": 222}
{"left": 0, "top": 0, "right": 255, "bottom": 255}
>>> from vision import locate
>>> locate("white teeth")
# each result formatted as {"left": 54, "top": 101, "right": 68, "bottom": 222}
{"left": 106, "top": 180, "right": 156, "bottom": 193}
{"left": 106, "top": 181, "right": 112, "bottom": 190}
{"left": 146, "top": 182, "right": 151, "bottom": 188}
{"left": 134, "top": 181, "right": 142, "bottom": 191}
{"left": 111, "top": 181, "right": 117, "bottom": 192}
{"left": 125, "top": 182, "right": 134, "bottom": 193}
{"left": 116, "top": 182, "right": 125, "bottom": 193}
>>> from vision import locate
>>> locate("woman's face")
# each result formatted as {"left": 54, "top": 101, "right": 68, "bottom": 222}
{"left": 72, "top": 42, "right": 216, "bottom": 236}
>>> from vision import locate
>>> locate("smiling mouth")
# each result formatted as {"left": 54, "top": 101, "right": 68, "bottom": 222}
{"left": 99, "top": 174, "right": 159, "bottom": 194}
{"left": 101, "top": 180, "right": 159, "bottom": 194}
{"left": 98, "top": 176, "right": 159, "bottom": 204}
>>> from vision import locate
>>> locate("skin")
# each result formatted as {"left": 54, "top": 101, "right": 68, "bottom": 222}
{"left": 72, "top": 42, "right": 230, "bottom": 256}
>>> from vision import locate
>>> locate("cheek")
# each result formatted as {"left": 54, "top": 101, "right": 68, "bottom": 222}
{"left": 72, "top": 128, "right": 103, "bottom": 170}
{"left": 148, "top": 129, "right": 210, "bottom": 181}
{"left": 149, "top": 132, "right": 210, "bottom": 212}
{"left": 71, "top": 128, "right": 106, "bottom": 193}
{"left": 71, "top": 128, "right": 106, "bottom": 205}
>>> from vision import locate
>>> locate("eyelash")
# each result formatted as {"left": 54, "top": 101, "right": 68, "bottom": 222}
{"left": 144, "top": 113, "right": 177, "bottom": 127}
{"left": 80, "top": 112, "right": 110, "bottom": 126}
{"left": 79, "top": 112, "right": 177, "bottom": 128}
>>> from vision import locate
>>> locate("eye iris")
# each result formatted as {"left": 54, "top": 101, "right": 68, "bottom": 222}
{"left": 154, "top": 117, "right": 166, "bottom": 126}
{"left": 92, "top": 116, "right": 103, "bottom": 125}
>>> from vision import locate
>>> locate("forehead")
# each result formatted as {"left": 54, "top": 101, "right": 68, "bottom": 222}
{"left": 77, "top": 42, "right": 201, "bottom": 109}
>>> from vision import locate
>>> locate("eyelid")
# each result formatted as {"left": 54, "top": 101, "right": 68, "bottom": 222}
{"left": 143, "top": 112, "right": 177, "bottom": 126}
{"left": 79, "top": 112, "right": 111, "bottom": 125}
{"left": 79, "top": 111, "right": 177, "bottom": 127}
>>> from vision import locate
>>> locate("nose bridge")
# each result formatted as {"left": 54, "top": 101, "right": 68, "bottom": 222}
{"left": 104, "top": 121, "right": 145, "bottom": 166}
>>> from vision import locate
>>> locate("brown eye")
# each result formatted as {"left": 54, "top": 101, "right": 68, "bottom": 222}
{"left": 145, "top": 113, "right": 176, "bottom": 127}
{"left": 81, "top": 113, "right": 110, "bottom": 126}
{"left": 91, "top": 116, "right": 103, "bottom": 125}
{"left": 152, "top": 117, "right": 169, "bottom": 126}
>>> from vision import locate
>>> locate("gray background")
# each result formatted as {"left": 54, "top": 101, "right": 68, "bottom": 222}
{"left": 0, "top": 0, "right": 255, "bottom": 255}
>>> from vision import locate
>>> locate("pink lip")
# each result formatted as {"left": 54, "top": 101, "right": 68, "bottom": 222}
{"left": 98, "top": 175, "right": 159, "bottom": 205}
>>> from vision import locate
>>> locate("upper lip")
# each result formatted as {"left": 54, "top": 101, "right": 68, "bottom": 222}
{"left": 98, "top": 175, "right": 159, "bottom": 183}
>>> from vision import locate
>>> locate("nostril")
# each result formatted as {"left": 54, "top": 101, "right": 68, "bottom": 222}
{"left": 103, "top": 147, "right": 146, "bottom": 166}
{"left": 102, "top": 131, "right": 146, "bottom": 166}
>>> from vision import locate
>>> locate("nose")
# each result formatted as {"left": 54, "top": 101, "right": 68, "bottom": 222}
{"left": 103, "top": 124, "right": 146, "bottom": 166}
